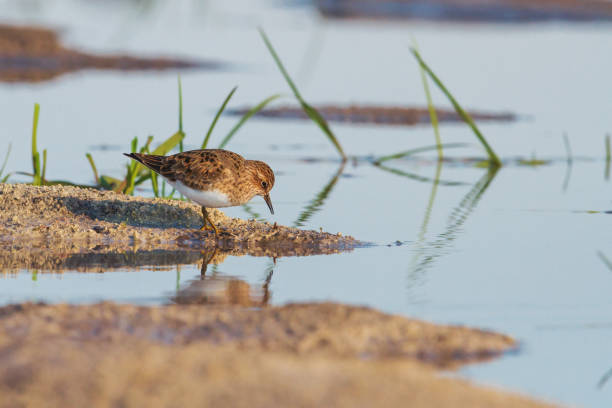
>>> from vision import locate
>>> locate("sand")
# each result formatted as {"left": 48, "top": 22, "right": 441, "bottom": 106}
{"left": 0, "top": 302, "right": 555, "bottom": 408}
{"left": 0, "top": 183, "right": 361, "bottom": 270}
{"left": 0, "top": 183, "right": 557, "bottom": 407}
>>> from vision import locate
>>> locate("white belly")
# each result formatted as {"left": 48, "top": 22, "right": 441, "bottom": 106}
{"left": 169, "top": 180, "right": 232, "bottom": 208}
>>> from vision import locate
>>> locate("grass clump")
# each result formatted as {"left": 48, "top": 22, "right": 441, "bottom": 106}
{"left": 84, "top": 76, "right": 281, "bottom": 197}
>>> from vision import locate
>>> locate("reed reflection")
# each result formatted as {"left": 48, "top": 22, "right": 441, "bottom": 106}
{"left": 408, "top": 165, "right": 499, "bottom": 292}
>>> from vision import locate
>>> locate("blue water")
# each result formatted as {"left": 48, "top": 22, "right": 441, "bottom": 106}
{"left": 1, "top": 1, "right": 612, "bottom": 406}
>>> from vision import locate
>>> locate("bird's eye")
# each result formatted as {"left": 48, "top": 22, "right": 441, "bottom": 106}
{"left": 261, "top": 181, "right": 268, "bottom": 189}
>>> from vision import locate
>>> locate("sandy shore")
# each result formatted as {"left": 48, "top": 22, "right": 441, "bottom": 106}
{"left": 0, "top": 302, "right": 554, "bottom": 408}
{"left": 0, "top": 183, "right": 556, "bottom": 407}
{"left": 0, "top": 184, "right": 361, "bottom": 270}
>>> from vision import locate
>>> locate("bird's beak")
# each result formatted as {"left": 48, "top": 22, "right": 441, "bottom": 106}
{"left": 263, "top": 194, "right": 274, "bottom": 215}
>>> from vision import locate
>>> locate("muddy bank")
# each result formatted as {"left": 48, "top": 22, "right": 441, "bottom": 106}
{"left": 0, "top": 184, "right": 361, "bottom": 269}
{"left": 227, "top": 104, "right": 516, "bottom": 126}
{"left": 0, "top": 25, "right": 219, "bottom": 82}
{"left": 316, "top": 0, "right": 612, "bottom": 22}
{"left": 0, "top": 302, "right": 552, "bottom": 407}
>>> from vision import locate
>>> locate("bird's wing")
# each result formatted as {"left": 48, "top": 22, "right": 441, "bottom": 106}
{"left": 125, "top": 149, "right": 246, "bottom": 189}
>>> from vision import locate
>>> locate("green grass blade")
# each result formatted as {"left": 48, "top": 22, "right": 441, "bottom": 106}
{"left": 130, "top": 137, "right": 138, "bottom": 153}
{"left": 41, "top": 149, "right": 47, "bottom": 183}
{"left": 605, "top": 133, "right": 610, "bottom": 181}
{"left": 219, "top": 93, "right": 283, "bottom": 149}
{"left": 31, "top": 103, "right": 41, "bottom": 185}
{"left": 301, "top": 102, "right": 346, "bottom": 158}
{"left": 409, "top": 48, "right": 501, "bottom": 167}
{"left": 258, "top": 27, "right": 346, "bottom": 160}
{"left": 0, "top": 143, "right": 11, "bottom": 180}
{"left": 151, "top": 171, "right": 159, "bottom": 197}
{"left": 597, "top": 251, "right": 612, "bottom": 272}
{"left": 124, "top": 137, "right": 139, "bottom": 194}
{"left": 412, "top": 40, "right": 442, "bottom": 159}
{"left": 178, "top": 75, "right": 184, "bottom": 152}
{"left": 0, "top": 174, "right": 10, "bottom": 183}
{"left": 32, "top": 152, "right": 40, "bottom": 186}
{"left": 201, "top": 86, "right": 238, "bottom": 149}
{"left": 85, "top": 153, "right": 100, "bottom": 185}
{"left": 375, "top": 143, "right": 468, "bottom": 164}
{"left": 134, "top": 174, "right": 152, "bottom": 186}
{"left": 563, "top": 133, "right": 573, "bottom": 164}
{"left": 100, "top": 175, "right": 123, "bottom": 190}
{"left": 152, "top": 131, "right": 185, "bottom": 156}
{"left": 258, "top": 28, "right": 302, "bottom": 99}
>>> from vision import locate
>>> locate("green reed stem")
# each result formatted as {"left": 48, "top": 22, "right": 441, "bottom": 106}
{"left": 41, "top": 149, "right": 47, "bottom": 183}
{"left": 258, "top": 27, "right": 346, "bottom": 160}
{"left": 0, "top": 143, "right": 11, "bottom": 183}
{"left": 409, "top": 48, "right": 501, "bottom": 167}
{"left": 85, "top": 153, "right": 99, "bottom": 185}
{"left": 413, "top": 40, "right": 442, "bottom": 160}
{"left": 219, "top": 93, "right": 284, "bottom": 149}
{"left": 178, "top": 75, "right": 184, "bottom": 152}
{"left": 31, "top": 103, "right": 41, "bottom": 185}
{"left": 597, "top": 251, "right": 612, "bottom": 272}
{"left": 605, "top": 134, "right": 610, "bottom": 181}
{"left": 202, "top": 86, "right": 237, "bottom": 149}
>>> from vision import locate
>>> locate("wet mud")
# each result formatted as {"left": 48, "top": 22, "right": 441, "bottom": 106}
{"left": 228, "top": 104, "right": 516, "bottom": 126}
{"left": 0, "top": 302, "right": 553, "bottom": 407}
{"left": 0, "top": 25, "right": 219, "bottom": 83}
{"left": 316, "top": 0, "right": 612, "bottom": 22}
{"left": 0, "top": 183, "right": 361, "bottom": 270}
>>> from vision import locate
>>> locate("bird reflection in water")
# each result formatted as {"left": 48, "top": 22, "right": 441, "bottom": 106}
{"left": 171, "top": 248, "right": 274, "bottom": 307}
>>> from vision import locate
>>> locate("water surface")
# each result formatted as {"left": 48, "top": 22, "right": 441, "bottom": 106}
{"left": 1, "top": 1, "right": 611, "bottom": 406}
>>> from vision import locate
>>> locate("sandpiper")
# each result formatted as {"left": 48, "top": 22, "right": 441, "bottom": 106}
{"left": 124, "top": 149, "right": 275, "bottom": 236}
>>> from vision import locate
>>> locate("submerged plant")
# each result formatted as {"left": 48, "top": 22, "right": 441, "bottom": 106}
{"left": 258, "top": 27, "right": 346, "bottom": 161}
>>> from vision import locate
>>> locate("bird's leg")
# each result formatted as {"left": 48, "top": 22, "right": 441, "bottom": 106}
{"left": 200, "top": 206, "right": 219, "bottom": 236}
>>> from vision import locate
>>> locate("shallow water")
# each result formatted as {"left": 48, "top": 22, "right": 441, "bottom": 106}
{"left": 1, "top": 0, "right": 612, "bottom": 406}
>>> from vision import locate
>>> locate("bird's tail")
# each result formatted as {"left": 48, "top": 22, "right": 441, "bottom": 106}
{"left": 123, "top": 152, "right": 165, "bottom": 174}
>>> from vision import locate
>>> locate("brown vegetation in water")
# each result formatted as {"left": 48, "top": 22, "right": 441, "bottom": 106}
{"left": 0, "top": 24, "right": 218, "bottom": 82}
{"left": 228, "top": 104, "right": 516, "bottom": 126}
{"left": 316, "top": 0, "right": 612, "bottom": 22}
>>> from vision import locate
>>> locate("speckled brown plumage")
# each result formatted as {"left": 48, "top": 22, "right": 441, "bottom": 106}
{"left": 124, "top": 149, "right": 276, "bottom": 234}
